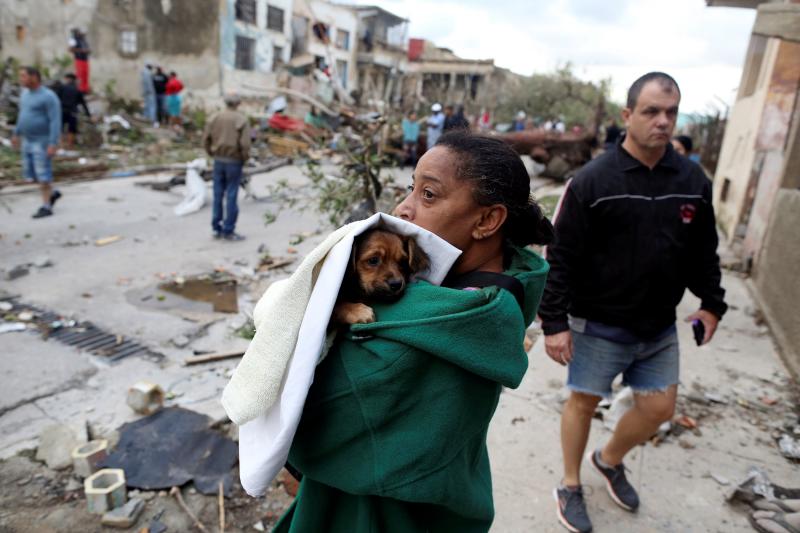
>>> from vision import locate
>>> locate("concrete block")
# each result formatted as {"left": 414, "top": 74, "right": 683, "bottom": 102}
{"left": 84, "top": 468, "right": 127, "bottom": 514}
{"left": 36, "top": 422, "right": 88, "bottom": 470}
{"left": 101, "top": 497, "right": 144, "bottom": 528}
{"left": 71, "top": 439, "right": 108, "bottom": 478}
{"left": 126, "top": 382, "right": 164, "bottom": 415}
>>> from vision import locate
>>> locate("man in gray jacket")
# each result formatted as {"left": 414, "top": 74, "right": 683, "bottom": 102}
{"left": 202, "top": 94, "right": 251, "bottom": 241}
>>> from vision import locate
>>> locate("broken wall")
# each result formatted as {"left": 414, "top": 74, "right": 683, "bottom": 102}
{"left": 0, "top": 0, "right": 222, "bottom": 103}
{"left": 219, "top": 0, "right": 292, "bottom": 98}
{"left": 712, "top": 36, "right": 781, "bottom": 241}
{"left": 752, "top": 189, "right": 800, "bottom": 378}
{"left": 741, "top": 39, "right": 800, "bottom": 265}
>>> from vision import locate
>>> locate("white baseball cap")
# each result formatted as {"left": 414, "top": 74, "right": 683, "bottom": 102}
{"left": 431, "top": 103, "right": 442, "bottom": 112}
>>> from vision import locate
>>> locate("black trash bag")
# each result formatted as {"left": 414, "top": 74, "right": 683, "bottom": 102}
{"left": 100, "top": 407, "right": 237, "bottom": 495}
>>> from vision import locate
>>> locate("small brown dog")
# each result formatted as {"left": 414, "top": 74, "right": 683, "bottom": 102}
{"left": 332, "top": 229, "right": 430, "bottom": 325}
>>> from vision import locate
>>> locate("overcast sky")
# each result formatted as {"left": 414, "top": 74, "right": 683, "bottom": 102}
{"left": 345, "top": 0, "right": 756, "bottom": 115}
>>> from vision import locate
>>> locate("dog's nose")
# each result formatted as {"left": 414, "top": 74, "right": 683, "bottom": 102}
{"left": 388, "top": 279, "right": 404, "bottom": 292}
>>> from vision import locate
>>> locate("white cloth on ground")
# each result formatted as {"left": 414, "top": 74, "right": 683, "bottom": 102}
{"left": 221, "top": 213, "right": 461, "bottom": 496}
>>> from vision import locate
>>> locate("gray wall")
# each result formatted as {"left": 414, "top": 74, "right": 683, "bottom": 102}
{"left": 753, "top": 188, "right": 800, "bottom": 377}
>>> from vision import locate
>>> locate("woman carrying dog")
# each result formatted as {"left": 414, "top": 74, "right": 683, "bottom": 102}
{"left": 275, "top": 131, "right": 553, "bottom": 532}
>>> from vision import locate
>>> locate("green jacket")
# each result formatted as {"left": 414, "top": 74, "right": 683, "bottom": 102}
{"left": 275, "top": 247, "right": 549, "bottom": 532}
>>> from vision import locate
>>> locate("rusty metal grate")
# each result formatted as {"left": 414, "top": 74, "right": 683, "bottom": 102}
{"left": 2, "top": 298, "right": 161, "bottom": 362}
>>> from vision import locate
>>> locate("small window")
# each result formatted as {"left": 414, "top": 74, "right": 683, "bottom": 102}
{"left": 335, "top": 29, "right": 350, "bottom": 51}
{"left": 235, "top": 0, "right": 257, "bottom": 25}
{"left": 119, "top": 30, "right": 138, "bottom": 56}
{"left": 721, "top": 178, "right": 731, "bottom": 202}
{"left": 235, "top": 35, "right": 255, "bottom": 70}
{"left": 267, "top": 5, "right": 285, "bottom": 32}
{"left": 273, "top": 45, "right": 283, "bottom": 71}
{"left": 336, "top": 59, "right": 347, "bottom": 88}
{"left": 16, "top": 25, "right": 26, "bottom": 42}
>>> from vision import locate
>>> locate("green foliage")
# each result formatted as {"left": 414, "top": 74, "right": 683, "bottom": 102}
{"left": 234, "top": 318, "right": 256, "bottom": 340}
{"left": 536, "top": 194, "right": 560, "bottom": 220}
{"left": 265, "top": 124, "right": 399, "bottom": 228}
{"left": 497, "top": 63, "right": 621, "bottom": 129}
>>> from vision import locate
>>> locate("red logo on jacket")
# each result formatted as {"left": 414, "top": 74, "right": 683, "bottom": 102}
{"left": 680, "top": 204, "right": 696, "bottom": 224}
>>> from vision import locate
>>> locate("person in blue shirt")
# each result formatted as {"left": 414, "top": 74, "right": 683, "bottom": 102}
{"left": 401, "top": 110, "right": 420, "bottom": 167}
{"left": 11, "top": 66, "right": 62, "bottom": 219}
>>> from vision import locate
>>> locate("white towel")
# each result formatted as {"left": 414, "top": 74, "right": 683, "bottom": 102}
{"left": 221, "top": 213, "right": 461, "bottom": 496}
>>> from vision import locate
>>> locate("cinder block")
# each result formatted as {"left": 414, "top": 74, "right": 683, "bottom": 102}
{"left": 71, "top": 439, "right": 108, "bottom": 478}
{"left": 126, "top": 381, "right": 164, "bottom": 415}
{"left": 84, "top": 468, "right": 127, "bottom": 514}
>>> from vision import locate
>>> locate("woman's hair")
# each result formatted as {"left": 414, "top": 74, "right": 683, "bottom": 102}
{"left": 435, "top": 130, "right": 554, "bottom": 246}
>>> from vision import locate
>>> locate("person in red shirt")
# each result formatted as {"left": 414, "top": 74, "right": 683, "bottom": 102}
{"left": 165, "top": 71, "right": 184, "bottom": 129}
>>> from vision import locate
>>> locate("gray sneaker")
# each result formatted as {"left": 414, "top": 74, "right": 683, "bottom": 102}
{"left": 554, "top": 486, "right": 592, "bottom": 533}
{"left": 590, "top": 449, "right": 640, "bottom": 511}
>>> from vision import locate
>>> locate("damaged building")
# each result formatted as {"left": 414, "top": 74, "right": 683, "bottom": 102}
{"left": 707, "top": 0, "right": 800, "bottom": 375}
{"left": 0, "top": 0, "right": 294, "bottom": 105}
{"left": 0, "top": 0, "right": 522, "bottom": 113}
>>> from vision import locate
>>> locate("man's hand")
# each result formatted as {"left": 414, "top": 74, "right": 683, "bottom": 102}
{"left": 684, "top": 309, "right": 719, "bottom": 345}
{"left": 11, "top": 136, "right": 20, "bottom": 150}
{"left": 46, "top": 145, "right": 57, "bottom": 157}
{"left": 544, "top": 330, "right": 573, "bottom": 366}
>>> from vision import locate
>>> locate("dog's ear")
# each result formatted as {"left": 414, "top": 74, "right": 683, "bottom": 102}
{"left": 405, "top": 236, "right": 430, "bottom": 274}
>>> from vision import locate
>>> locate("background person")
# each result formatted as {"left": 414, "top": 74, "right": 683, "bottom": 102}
{"left": 11, "top": 67, "right": 62, "bottom": 218}
{"left": 140, "top": 63, "right": 157, "bottom": 125}
{"left": 152, "top": 66, "right": 168, "bottom": 125}
{"left": 203, "top": 94, "right": 251, "bottom": 241}
{"left": 539, "top": 72, "right": 727, "bottom": 533}
{"left": 401, "top": 109, "right": 420, "bottom": 167}
{"left": 67, "top": 28, "right": 91, "bottom": 93}
{"left": 165, "top": 71, "right": 184, "bottom": 129}
{"left": 55, "top": 73, "right": 91, "bottom": 149}
{"left": 425, "top": 102, "right": 444, "bottom": 150}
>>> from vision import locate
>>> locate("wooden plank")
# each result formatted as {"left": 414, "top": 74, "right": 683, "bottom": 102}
{"left": 183, "top": 350, "right": 245, "bottom": 366}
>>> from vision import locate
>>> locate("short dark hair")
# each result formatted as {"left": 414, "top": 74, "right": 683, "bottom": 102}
{"left": 626, "top": 72, "right": 680, "bottom": 109}
{"left": 64, "top": 73, "right": 77, "bottom": 81}
{"left": 435, "top": 131, "right": 554, "bottom": 246}
{"left": 21, "top": 66, "right": 41, "bottom": 80}
{"left": 674, "top": 135, "right": 693, "bottom": 153}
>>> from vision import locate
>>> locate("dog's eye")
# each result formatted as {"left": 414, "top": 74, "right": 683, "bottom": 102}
{"left": 367, "top": 256, "right": 380, "bottom": 266}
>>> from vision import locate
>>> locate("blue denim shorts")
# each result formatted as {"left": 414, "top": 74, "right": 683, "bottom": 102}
{"left": 22, "top": 140, "right": 53, "bottom": 183}
{"left": 567, "top": 329, "right": 680, "bottom": 398}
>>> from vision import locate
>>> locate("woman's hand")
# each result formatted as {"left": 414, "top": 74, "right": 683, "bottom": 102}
{"left": 544, "top": 331, "right": 573, "bottom": 366}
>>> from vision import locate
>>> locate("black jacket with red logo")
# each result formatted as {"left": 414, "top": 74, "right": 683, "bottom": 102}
{"left": 539, "top": 142, "right": 727, "bottom": 338}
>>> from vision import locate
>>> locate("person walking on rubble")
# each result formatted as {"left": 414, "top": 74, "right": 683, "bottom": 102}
{"left": 203, "top": 94, "right": 251, "bottom": 241}
{"left": 12, "top": 67, "right": 62, "bottom": 219}
{"left": 539, "top": 72, "right": 727, "bottom": 533}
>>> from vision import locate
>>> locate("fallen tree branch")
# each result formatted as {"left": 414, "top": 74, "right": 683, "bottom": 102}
{"left": 170, "top": 486, "right": 210, "bottom": 533}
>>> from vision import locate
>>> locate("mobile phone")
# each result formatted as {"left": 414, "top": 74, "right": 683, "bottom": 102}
{"left": 692, "top": 319, "right": 705, "bottom": 346}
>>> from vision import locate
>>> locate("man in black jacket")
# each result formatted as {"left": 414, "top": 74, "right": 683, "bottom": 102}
{"left": 541, "top": 72, "right": 726, "bottom": 533}
{"left": 55, "top": 73, "right": 91, "bottom": 149}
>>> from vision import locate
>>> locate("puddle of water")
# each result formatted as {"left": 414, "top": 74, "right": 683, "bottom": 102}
{"left": 158, "top": 276, "right": 238, "bottom": 313}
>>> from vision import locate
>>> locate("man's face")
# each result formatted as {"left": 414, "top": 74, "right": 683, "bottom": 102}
{"left": 622, "top": 81, "right": 680, "bottom": 150}
{"left": 19, "top": 69, "right": 35, "bottom": 89}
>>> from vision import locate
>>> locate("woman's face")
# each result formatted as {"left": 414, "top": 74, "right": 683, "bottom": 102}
{"left": 394, "top": 146, "right": 482, "bottom": 251}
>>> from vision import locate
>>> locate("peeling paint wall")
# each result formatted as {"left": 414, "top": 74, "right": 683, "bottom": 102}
{"left": 742, "top": 39, "right": 800, "bottom": 263}
{"left": 712, "top": 38, "right": 780, "bottom": 240}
